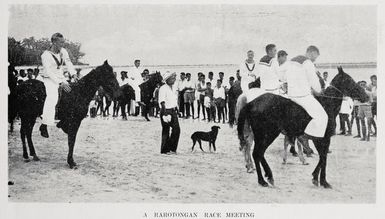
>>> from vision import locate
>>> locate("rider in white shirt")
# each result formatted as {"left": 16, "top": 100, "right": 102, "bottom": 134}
{"left": 128, "top": 59, "right": 143, "bottom": 105}
{"left": 258, "top": 44, "right": 282, "bottom": 94}
{"left": 39, "top": 33, "right": 75, "bottom": 138}
{"left": 239, "top": 50, "right": 257, "bottom": 93}
{"left": 286, "top": 46, "right": 328, "bottom": 138}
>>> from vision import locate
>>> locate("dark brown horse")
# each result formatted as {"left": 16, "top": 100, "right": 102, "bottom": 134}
{"left": 56, "top": 60, "right": 120, "bottom": 168}
{"left": 14, "top": 79, "right": 46, "bottom": 161}
{"left": 237, "top": 67, "right": 368, "bottom": 188}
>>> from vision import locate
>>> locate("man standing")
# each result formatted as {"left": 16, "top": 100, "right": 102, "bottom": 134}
{"left": 177, "top": 72, "right": 186, "bottom": 118}
{"left": 227, "top": 76, "right": 241, "bottom": 127}
{"left": 159, "top": 71, "right": 180, "bottom": 155}
{"left": 184, "top": 73, "right": 195, "bottom": 119}
{"left": 39, "top": 33, "right": 75, "bottom": 138}
{"left": 196, "top": 73, "right": 207, "bottom": 120}
{"left": 286, "top": 46, "right": 328, "bottom": 138}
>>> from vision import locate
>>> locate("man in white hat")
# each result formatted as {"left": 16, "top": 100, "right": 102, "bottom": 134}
{"left": 39, "top": 32, "right": 75, "bottom": 138}
{"left": 158, "top": 71, "right": 180, "bottom": 154}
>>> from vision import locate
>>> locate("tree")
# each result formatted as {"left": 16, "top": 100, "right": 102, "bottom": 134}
{"left": 8, "top": 37, "right": 87, "bottom": 66}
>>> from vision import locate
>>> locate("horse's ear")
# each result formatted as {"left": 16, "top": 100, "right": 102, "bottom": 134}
{"left": 337, "top": 66, "right": 343, "bottom": 74}
{"left": 104, "top": 60, "right": 109, "bottom": 66}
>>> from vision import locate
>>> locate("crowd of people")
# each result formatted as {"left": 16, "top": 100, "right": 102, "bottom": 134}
{"left": 9, "top": 32, "right": 377, "bottom": 155}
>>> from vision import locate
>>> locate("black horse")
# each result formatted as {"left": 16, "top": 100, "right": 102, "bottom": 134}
{"left": 8, "top": 65, "right": 18, "bottom": 132}
{"left": 56, "top": 60, "right": 120, "bottom": 168}
{"left": 14, "top": 79, "right": 46, "bottom": 161}
{"left": 117, "top": 84, "right": 136, "bottom": 120}
{"left": 139, "top": 71, "right": 163, "bottom": 121}
{"left": 237, "top": 67, "right": 368, "bottom": 188}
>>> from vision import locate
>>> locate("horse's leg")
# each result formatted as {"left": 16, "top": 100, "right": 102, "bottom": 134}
{"left": 67, "top": 120, "right": 81, "bottom": 169}
{"left": 312, "top": 139, "right": 322, "bottom": 186}
{"left": 26, "top": 118, "right": 39, "bottom": 161}
{"left": 319, "top": 138, "right": 332, "bottom": 188}
{"left": 258, "top": 129, "right": 280, "bottom": 186}
{"left": 121, "top": 103, "right": 127, "bottom": 120}
{"left": 20, "top": 118, "right": 29, "bottom": 160}
{"left": 298, "top": 135, "right": 313, "bottom": 157}
{"left": 296, "top": 138, "right": 308, "bottom": 165}
{"left": 283, "top": 135, "right": 289, "bottom": 164}
{"left": 261, "top": 157, "right": 274, "bottom": 186}
{"left": 252, "top": 147, "right": 267, "bottom": 187}
{"left": 144, "top": 105, "right": 150, "bottom": 121}
{"left": 244, "top": 136, "right": 254, "bottom": 173}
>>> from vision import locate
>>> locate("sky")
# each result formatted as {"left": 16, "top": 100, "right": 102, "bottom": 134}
{"left": 8, "top": 4, "right": 377, "bottom": 66}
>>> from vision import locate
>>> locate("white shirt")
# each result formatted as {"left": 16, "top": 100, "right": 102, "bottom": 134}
{"left": 128, "top": 66, "right": 143, "bottom": 87}
{"left": 286, "top": 59, "right": 321, "bottom": 97}
{"left": 197, "top": 81, "right": 207, "bottom": 95}
{"left": 278, "top": 61, "right": 290, "bottom": 83}
{"left": 213, "top": 86, "right": 226, "bottom": 99}
{"left": 239, "top": 60, "right": 257, "bottom": 91}
{"left": 35, "top": 75, "right": 44, "bottom": 82}
{"left": 340, "top": 97, "right": 353, "bottom": 114}
{"left": 17, "top": 76, "right": 28, "bottom": 82}
{"left": 240, "top": 61, "right": 257, "bottom": 79}
{"left": 118, "top": 77, "right": 129, "bottom": 86}
{"left": 177, "top": 79, "right": 186, "bottom": 92}
{"left": 184, "top": 79, "right": 195, "bottom": 93}
{"left": 158, "top": 84, "right": 178, "bottom": 109}
{"left": 258, "top": 57, "right": 280, "bottom": 90}
{"left": 41, "top": 48, "right": 75, "bottom": 84}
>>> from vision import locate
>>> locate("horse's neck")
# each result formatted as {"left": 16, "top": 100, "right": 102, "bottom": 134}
{"left": 318, "top": 88, "right": 343, "bottom": 119}
{"left": 77, "top": 71, "right": 101, "bottom": 103}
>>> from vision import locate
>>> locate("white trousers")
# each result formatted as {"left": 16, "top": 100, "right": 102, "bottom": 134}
{"left": 41, "top": 79, "right": 59, "bottom": 126}
{"left": 290, "top": 95, "right": 328, "bottom": 138}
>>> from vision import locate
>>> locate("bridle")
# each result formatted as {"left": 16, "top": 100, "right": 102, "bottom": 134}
{"left": 319, "top": 84, "right": 345, "bottom": 100}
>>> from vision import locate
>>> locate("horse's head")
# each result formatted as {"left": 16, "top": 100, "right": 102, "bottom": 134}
{"left": 149, "top": 71, "right": 163, "bottom": 85}
{"left": 95, "top": 60, "right": 121, "bottom": 99}
{"left": 330, "top": 66, "right": 368, "bottom": 102}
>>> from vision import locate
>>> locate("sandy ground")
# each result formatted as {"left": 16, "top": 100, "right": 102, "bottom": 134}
{"left": 8, "top": 115, "right": 376, "bottom": 203}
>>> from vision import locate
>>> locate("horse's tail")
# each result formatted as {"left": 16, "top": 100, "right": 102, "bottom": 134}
{"left": 237, "top": 103, "right": 250, "bottom": 147}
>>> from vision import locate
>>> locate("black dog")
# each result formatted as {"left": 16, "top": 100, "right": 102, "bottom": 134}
{"left": 191, "top": 126, "right": 220, "bottom": 152}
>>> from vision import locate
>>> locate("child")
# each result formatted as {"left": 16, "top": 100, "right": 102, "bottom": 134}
{"left": 204, "top": 82, "right": 215, "bottom": 122}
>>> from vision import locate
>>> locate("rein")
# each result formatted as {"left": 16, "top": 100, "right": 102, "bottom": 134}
{"left": 318, "top": 85, "right": 344, "bottom": 100}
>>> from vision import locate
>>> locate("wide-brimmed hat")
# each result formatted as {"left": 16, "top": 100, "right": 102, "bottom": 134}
{"left": 163, "top": 71, "right": 176, "bottom": 82}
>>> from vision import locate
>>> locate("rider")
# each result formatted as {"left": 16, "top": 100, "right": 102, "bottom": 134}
{"left": 286, "top": 46, "right": 328, "bottom": 138}
{"left": 39, "top": 33, "right": 75, "bottom": 138}
{"left": 239, "top": 50, "right": 257, "bottom": 93}
{"left": 258, "top": 44, "right": 286, "bottom": 94}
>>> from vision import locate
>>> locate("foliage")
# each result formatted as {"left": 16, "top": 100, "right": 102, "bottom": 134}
{"left": 8, "top": 37, "right": 86, "bottom": 66}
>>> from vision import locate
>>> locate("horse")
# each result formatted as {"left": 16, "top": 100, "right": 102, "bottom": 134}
{"left": 237, "top": 67, "right": 368, "bottom": 188}
{"left": 117, "top": 84, "right": 136, "bottom": 120}
{"left": 14, "top": 79, "right": 46, "bottom": 161}
{"left": 56, "top": 60, "right": 120, "bottom": 168}
{"left": 8, "top": 64, "right": 18, "bottom": 132}
{"left": 139, "top": 71, "right": 163, "bottom": 121}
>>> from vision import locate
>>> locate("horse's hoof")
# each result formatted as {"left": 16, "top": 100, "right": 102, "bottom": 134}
{"left": 68, "top": 162, "right": 78, "bottom": 169}
{"left": 312, "top": 179, "right": 319, "bottom": 187}
{"left": 32, "top": 156, "right": 40, "bottom": 161}
{"left": 320, "top": 181, "right": 332, "bottom": 189}
{"left": 267, "top": 178, "right": 275, "bottom": 186}
{"left": 259, "top": 180, "right": 269, "bottom": 187}
{"left": 23, "top": 154, "right": 29, "bottom": 160}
